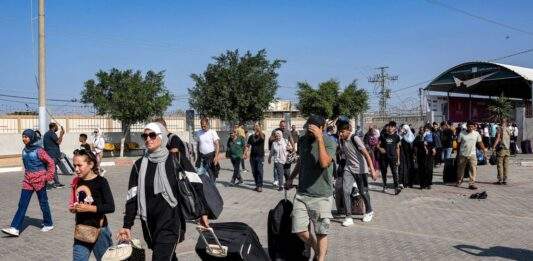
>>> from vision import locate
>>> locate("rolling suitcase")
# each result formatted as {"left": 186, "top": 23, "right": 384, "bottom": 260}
{"left": 267, "top": 190, "right": 309, "bottom": 261}
{"left": 196, "top": 222, "right": 269, "bottom": 261}
{"left": 443, "top": 158, "right": 456, "bottom": 183}
{"left": 521, "top": 140, "right": 532, "bottom": 154}
{"left": 58, "top": 153, "right": 74, "bottom": 175}
{"left": 443, "top": 158, "right": 470, "bottom": 183}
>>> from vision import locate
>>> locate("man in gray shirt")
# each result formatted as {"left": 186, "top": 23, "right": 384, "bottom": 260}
{"left": 338, "top": 122, "right": 378, "bottom": 226}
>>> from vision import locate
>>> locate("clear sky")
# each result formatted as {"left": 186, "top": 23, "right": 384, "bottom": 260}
{"left": 1, "top": 0, "right": 532, "bottom": 114}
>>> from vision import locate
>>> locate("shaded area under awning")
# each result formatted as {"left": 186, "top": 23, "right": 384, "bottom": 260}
{"left": 425, "top": 61, "right": 533, "bottom": 99}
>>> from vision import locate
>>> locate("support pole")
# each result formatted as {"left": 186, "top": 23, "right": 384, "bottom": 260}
{"left": 38, "top": 0, "right": 47, "bottom": 132}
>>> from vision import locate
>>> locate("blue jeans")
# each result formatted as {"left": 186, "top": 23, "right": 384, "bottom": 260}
{"left": 441, "top": 148, "right": 452, "bottom": 161}
{"left": 73, "top": 226, "right": 113, "bottom": 261}
{"left": 250, "top": 156, "right": 264, "bottom": 187}
{"left": 10, "top": 189, "right": 53, "bottom": 231}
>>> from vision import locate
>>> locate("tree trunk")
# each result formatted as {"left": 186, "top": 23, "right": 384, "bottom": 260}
{"left": 120, "top": 124, "right": 130, "bottom": 157}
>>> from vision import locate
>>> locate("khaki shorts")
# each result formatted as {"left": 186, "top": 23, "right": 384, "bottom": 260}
{"left": 292, "top": 193, "right": 333, "bottom": 235}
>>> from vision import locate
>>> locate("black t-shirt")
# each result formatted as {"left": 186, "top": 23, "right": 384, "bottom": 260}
{"left": 43, "top": 130, "right": 61, "bottom": 158}
{"left": 441, "top": 129, "right": 454, "bottom": 148}
{"left": 75, "top": 175, "right": 115, "bottom": 229}
{"left": 80, "top": 143, "right": 91, "bottom": 151}
{"left": 379, "top": 133, "right": 400, "bottom": 159}
{"left": 248, "top": 134, "right": 265, "bottom": 158}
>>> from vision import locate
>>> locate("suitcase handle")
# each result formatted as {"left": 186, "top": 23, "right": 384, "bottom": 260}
{"left": 196, "top": 226, "right": 228, "bottom": 258}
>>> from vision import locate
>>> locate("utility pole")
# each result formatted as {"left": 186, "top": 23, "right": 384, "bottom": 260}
{"left": 38, "top": 0, "right": 47, "bottom": 132}
{"left": 419, "top": 88, "right": 423, "bottom": 116}
{"left": 368, "top": 66, "right": 398, "bottom": 115}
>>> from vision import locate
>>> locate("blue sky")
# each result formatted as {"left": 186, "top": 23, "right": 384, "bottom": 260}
{"left": 1, "top": 0, "right": 532, "bottom": 113}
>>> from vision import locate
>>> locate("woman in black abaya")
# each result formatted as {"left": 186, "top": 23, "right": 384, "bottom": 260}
{"left": 398, "top": 124, "right": 415, "bottom": 188}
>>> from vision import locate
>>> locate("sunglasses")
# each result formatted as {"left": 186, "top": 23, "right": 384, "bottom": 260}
{"left": 141, "top": 132, "right": 158, "bottom": 140}
{"left": 73, "top": 149, "right": 96, "bottom": 160}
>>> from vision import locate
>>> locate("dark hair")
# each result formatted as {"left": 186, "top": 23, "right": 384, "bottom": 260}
{"left": 388, "top": 121, "right": 397, "bottom": 127}
{"left": 337, "top": 122, "right": 351, "bottom": 132}
{"left": 153, "top": 117, "right": 167, "bottom": 128}
{"left": 79, "top": 133, "right": 88, "bottom": 139}
{"left": 280, "top": 120, "right": 286, "bottom": 124}
{"left": 73, "top": 149, "right": 99, "bottom": 175}
{"left": 467, "top": 120, "right": 475, "bottom": 126}
{"left": 49, "top": 122, "right": 57, "bottom": 129}
{"left": 440, "top": 121, "right": 446, "bottom": 127}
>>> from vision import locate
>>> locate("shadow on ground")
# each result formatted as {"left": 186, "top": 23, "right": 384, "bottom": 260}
{"left": 454, "top": 244, "right": 533, "bottom": 261}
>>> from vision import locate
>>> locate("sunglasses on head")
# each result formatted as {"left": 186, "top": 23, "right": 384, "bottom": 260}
{"left": 73, "top": 149, "right": 96, "bottom": 160}
{"left": 141, "top": 132, "right": 158, "bottom": 140}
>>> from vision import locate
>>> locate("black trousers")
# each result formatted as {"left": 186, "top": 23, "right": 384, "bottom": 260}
{"left": 152, "top": 241, "right": 178, "bottom": 261}
{"left": 418, "top": 153, "right": 434, "bottom": 188}
{"left": 230, "top": 157, "right": 242, "bottom": 182}
{"left": 380, "top": 157, "right": 398, "bottom": 189}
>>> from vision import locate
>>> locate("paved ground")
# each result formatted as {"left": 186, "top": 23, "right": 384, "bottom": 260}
{"left": 1, "top": 156, "right": 533, "bottom": 261}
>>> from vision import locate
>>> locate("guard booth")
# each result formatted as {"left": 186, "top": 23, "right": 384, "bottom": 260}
{"left": 425, "top": 61, "right": 533, "bottom": 143}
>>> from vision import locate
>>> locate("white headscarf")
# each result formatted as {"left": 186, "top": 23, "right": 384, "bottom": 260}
{"left": 137, "top": 122, "right": 176, "bottom": 222}
{"left": 400, "top": 124, "right": 415, "bottom": 144}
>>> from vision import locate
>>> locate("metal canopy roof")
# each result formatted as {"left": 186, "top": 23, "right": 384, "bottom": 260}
{"left": 425, "top": 61, "right": 533, "bottom": 99}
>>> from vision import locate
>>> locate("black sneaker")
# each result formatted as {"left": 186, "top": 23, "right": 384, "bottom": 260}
{"left": 55, "top": 183, "right": 65, "bottom": 188}
{"left": 236, "top": 179, "right": 244, "bottom": 185}
{"left": 395, "top": 188, "right": 402, "bottom": 195}
{"left": 502, "top": 181, "right": 507, "bottom": 185}
{"left": 493, "top": 181, "right": 502, "bottom": 185}
{"left": 46, "top": 184, "right": 55, "bottom": 190}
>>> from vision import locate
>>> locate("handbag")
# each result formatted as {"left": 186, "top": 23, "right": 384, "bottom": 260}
{"left": 489, "top": 153, "right": 497, "bottom": 165}
{"left": 103, "top": 239, "right": 146, "bottom": 261}
{"left": 351, "top": 195, "right": 366, "bottom": 215}
{"left": 286, "top": 152, "right": 299, "bottom": 164}
{"left": 173, "top": 158, "right": 204, "bottom": 221}
{"left": 74, "top": 223, "right": 100, "bottom": 244}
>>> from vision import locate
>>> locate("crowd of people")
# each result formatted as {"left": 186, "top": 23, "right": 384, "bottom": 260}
{"left": 0, "top": 114, "right": 520, "bottom": 261}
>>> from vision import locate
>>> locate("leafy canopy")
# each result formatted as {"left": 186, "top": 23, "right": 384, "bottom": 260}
{"left": 189, "top": 49, "right": 284, "bottom": 123}
{"left": 296, "top": 79, "right": 369, "bottom": 120}
{"left": 81, "top": 68, "right": 173, "bottom": 127}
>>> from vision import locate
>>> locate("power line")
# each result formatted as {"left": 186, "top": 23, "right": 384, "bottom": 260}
{"left": 0, "top": 93, "right": 78, "bottom": 103}
{"left": 425, "top": 0, "right": 533, "bottom": 37}
{"left": 489, "top": 48, "right": 533, "bottom": 62}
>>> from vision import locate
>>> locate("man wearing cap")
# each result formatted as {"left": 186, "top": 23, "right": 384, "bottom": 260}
{"left": 456, "top": 121, "right": 488, "bottom": 190}
{"left": 286, "top": 115, "right": 336, "bottom": 261}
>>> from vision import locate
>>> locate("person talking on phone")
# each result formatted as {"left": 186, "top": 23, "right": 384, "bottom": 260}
{"left": 43, "top": 122, "right": 66, "bottom": 189}
{"left": 285, "top": 115, "right": 336, "bottom": 261}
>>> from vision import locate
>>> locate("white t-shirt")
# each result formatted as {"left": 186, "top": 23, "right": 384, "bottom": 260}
{"left": 513, "top": 126, "right": 519, "bottom": 137}
{"left": 458, "top": 130, "right": 481, "bottom": 157}
{"left": 195, "top": 129, "right": 220, "bottom": 155}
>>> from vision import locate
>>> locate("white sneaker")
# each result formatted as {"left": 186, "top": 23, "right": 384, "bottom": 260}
{"left": 41, "top": 226, "right": 54, "bottom": 232}
{"left": 342, "top": 217, "right": 354, "bottom": 227}
{"left": 2, "top": 227, "right": 19, "bottom": 236}
{"left": 362, "top": 212, "right": 374, "bottom": 223}
{"left": 273, "top": 180, "right": 279, "bottom": 187}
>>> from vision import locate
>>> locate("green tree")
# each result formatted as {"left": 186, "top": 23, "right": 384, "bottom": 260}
{"left": 488, "top": 95, "right": 512, "bottom": 122}
{"left": 81, "top": 68, "right": 173, "bottom": 156}
{"left": 296, "top": 79, "right": 369, "bottom": 120}
{"left": 189, "top": 49, "right": 284, "bottom": 124}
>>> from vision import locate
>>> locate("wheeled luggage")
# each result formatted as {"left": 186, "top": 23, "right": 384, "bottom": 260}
{"left": 521, "top": 140, "right": 532, "bottom": 154}
{"left": 443, "top": 158, "right": 470, "bottom": 183}
{"left": 267, "top": 191, "right": 309, "bottom": 261}
{"left": 58, "top": 153, "right": 74, "bottom": 175}
{"left": 195, "top": 222, "right": 269, "bottom": 261}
